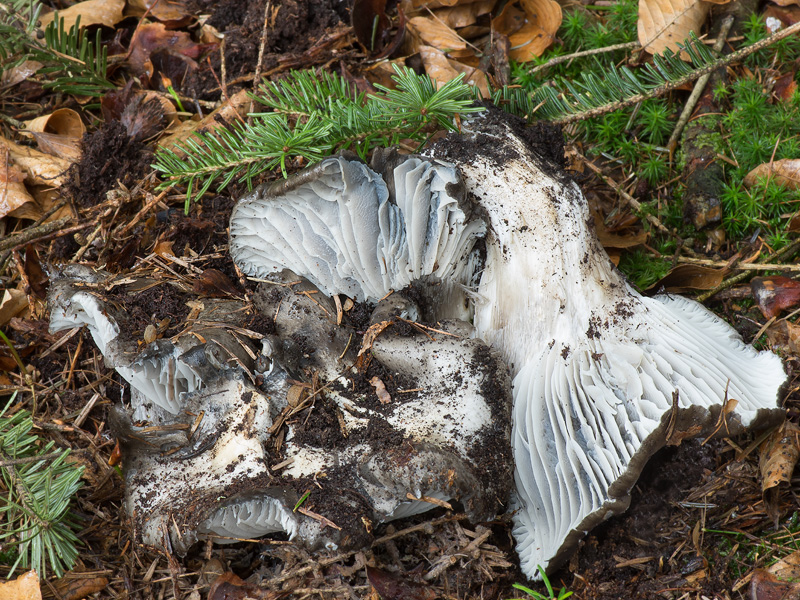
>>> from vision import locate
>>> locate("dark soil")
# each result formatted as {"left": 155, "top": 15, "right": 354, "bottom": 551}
{"left": 69, "top": 120, "right": 153, "bottom": 208}
{"left": 182, "top": 0, "right": 350, "bottom": 99}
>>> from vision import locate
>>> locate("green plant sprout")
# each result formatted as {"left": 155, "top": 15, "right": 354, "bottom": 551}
{"left": 509, "top": 566, "right": 573, "bottom": 600}
{"left": 0, "top": 393, "right": 84, "bottom": 578}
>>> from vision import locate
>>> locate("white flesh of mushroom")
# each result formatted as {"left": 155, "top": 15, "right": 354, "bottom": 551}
{"left": 429, "top": 115, "right": 786, "bottom": 577}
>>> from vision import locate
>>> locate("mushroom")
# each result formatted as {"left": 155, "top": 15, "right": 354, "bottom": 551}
{"left": 48, "top": 265, "right": 512, "bottom": 554}
{"left": 229, "top": 108, "right": 786, "bottom": 579}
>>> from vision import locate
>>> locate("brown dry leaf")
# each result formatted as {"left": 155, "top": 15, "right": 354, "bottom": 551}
{"left": 52, "top": 574, "right": 108, "bottom": 600}
{"left": 645, "top": 264, "right": 725, "bottom": 293}
{"left": 159, "top": 89, "right": 250, "bottom": 153}
{"left": 193, "top": 269, "right": 241, "bottom": 297}
{"left": 744, "top": 159, "right": 800, "bottom": 189}
{"left": 770, "top": 549, "right": 800, "bottom": 582}
{"left": 448, "top": 60, "right": 490, "bottom": 97}
{"left": 407, "top": 16, "right": 467, "bottom": 52}
{"left": 208, "top": 572, "right": 277, "bottom": 600}
{"left": 760, "top": 421, "right": 800, "bottom": 492}
{"left": 0, "top": 571, "right": 42, "bottom": 600}
{"left": 24, "top": 133, "right": 82, "bottom": 162}
{"left": 24, "top": 108, "right": 86, "bottom": 137}
{"left": 358, "top": 320, "right": 394, "bottom": 357}
{"left": 492, "top": 0, "right": 561, "bottom": 62}
{"left": 39, "top": 0, "right": 124, "bottom": 31}
{"left": 637, "top": 0, "right": 710, "bottom": 57}
{"left": 760, "top": 421, "right": 800, "bottom": 527}
{"left": 126, "top": 0, "right": 191, "bottom": 23}
{"left": 419, "top": 45, "right": 461, "bottom": 84}
{"left": 127, "top": 23, "right": 214, "bottom": 80}
{"left": 593, "top": 210, "right": 648, "bottom": 249}
{"left": 153, "top": 240, "right": 175, "bottom": 258}
{"left": 1, "top": 60, "right": 43, "bottom": 87}
{"left": 1, "top": 147, "right": 36, "bottom": 218}
{"left": 770, "top": 0, "right": 800, "bottom": 8}
{"left": 751, "top": 568, "right": 800, "bottom": 600}
{"left": 0, "top": 135, "right": 71, "bottom": 187}
{"left": 366, "top": 566, "right": 437, "bottom": 600}
{"left": 435, "top": 0, "right": 495, "bottom": 28}
{"left": 751, "top": 276, "right": 800, "bottom": 319}
{"left": 766, "top": 319, "right": 800, "bottom": 354}
{"left": 0, "top": 289, "right": 28, "bottom": 327}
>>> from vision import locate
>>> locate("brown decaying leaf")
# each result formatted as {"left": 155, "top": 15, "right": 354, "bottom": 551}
{"left": 193, "top": 269, "right": 241, "bottom": 297}
{"left": 24, "top": 133, "right": 82, "bottom": 162}
{"left": 352, "top": 0, "right": 391, "bottom": 53}
{"left": 208, "top": 572, "right": 276, "bottom": 600}
{"left": 25, "top": 108, "right": 86, "bottom": 138}
{"left": 767, "top": 319, "right": 800, "bottom": 355}
{"left": 24, "top": 245, "right": 49, "bottom": 300}
{"left": 593, "top": 210, "right": 648, "bottom": 249}
{"left": 407, "top": 16, "right": 467, "bottom": 52}
{"left": 0, "top": 135, "right": 71, "bottom": 187}
{"left": 158, "top": 89, "right": 250, "bottom": 153}
{"left": 770, "top": 0, "right": 800, "bottom": 9}
{"left": 0, "top": 146, "right": 35, "bottom": 218}
{"left": 52, "top": 574, "right": 108, "bottom": 600}
{"left": 751, "top": 276, "right": 800, "bottom": 319}
{"left": 749, "top": 568, "right": 800, "bottom": 600}
{"left": 0, "top": 570, "right": 42, "bottom": 600}
{"left": 366, "top": 566, "right": 437, "bottom": 600}
{"left": 435, "top": 0, "right": 495, "bottom": 28}
{"left": 0, "top": 289, "right": 28, "bottom": 327}
{"left": 1, "top": 60, "right": 43, "bottom": 87}
{"left": 637, "top": 0, "right": 710, "bottom": 57}
{"left": 760, "top": 421, "right": 800, "bottom": 493}
{"left": 645, "top": 264, "right": 725, "bottom": 293}
{"left": 127, "top": 23, "right": 215, "bottom": 80}
{"left": 491, "top": 0, "right": 562, "bottom": 62}
{"left": 39, "top": 0, "right": 125, "bottom": 31}
{"left": 125, "top": 0, "right": 191, "bottom": 24}
{"left": 744, "top": 159, "right": 800, "bottom": 190}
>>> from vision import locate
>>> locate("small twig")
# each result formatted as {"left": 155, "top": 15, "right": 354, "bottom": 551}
{"left": 697, "top": 238, "right": 800, "bottom": 302}
{"left": 552, "top": 20, "right": 800, "bottom": 125}
{"left": 0, "top": 217, "right": 71, "bottom": 253}
{"left": 667, "top": 16, "right": 734, "bottom": 157}
{"left": 530, "top": 40, "right": 640, "bottom": 74}
{"left": 250, "top": 0, "right": 273, "bottom": 118}
{"left": 675, "top": 256, "right": 800, "bottom": 272}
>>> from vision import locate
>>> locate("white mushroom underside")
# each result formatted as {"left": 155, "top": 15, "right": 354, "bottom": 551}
{"left": 511, "top": 293, "right": 784, "bottom": 576}
{"left": 229, "top": 155, "right": 486, "bottom": 302}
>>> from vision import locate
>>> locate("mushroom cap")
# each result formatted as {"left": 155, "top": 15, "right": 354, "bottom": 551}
{"left": 426, "top": 109, "right": 787, "bottom": 577}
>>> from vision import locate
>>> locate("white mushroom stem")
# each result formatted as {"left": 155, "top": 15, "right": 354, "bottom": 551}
{"left": 431, "top": 114, "right": 786, "bottom": 577}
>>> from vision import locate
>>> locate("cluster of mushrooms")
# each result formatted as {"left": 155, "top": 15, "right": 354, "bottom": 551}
{"left": 48, "top": 109, "right": 786, "bottom": 579}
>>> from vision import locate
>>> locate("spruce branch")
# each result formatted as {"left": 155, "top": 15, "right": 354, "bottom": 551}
{"left": 0, "top": 3, "right": 114, "bottom": 98}
{"left": 153, "top": 65, "right": 483, "bottom": 209}
{"left": 0, "top": 394, "right": 84, "bottom": 579}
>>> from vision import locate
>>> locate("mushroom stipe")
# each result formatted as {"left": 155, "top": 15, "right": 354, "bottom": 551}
{"left": 49, "top": 108, "right": 786, "bottom": 581}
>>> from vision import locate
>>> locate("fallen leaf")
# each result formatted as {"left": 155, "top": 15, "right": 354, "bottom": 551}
{"left": 52, "top": 574, "right": 108, "bottom": 600}
{"left": 39, "top": 0, "right": 125, "bottom": 31}
{"left": 751, "top": 276, "right": 800, "bottom": 319}
{"left": 448, "top": 60, "right": 489, "bottom": 97}
{"left": 0, "top": 146, "right": 35, "bottom": 218}
{"left": 370, "top": 376, "right": 392, "bottom": 404}
{"left": 760, "top": 421, "right": 800, "bottom": 492}
{"left": 208, "top": 572, "right": 275, "bottom": 600}
{"left": 645, "top": 264, "right": 725, "bottom": 293}
{"left": 127, "top": 23, "right": 215, "bottom": 82}
{"left": 23, "top": 133, "right": 82, "bottom": 162}
{"left": 158, "top": 89, "right": 250, "bottom": 157}
{"left": 0, "top": 289, "right": 28, "bottom": 327}
{"left": 24, "top": 108, "right": 86, "bottom": 138}
{"left": 435, "top": 0, "right": 495, "bottom": 28}
{"left": 24, "top": 244, "right": 49, "bottom": 299}
{"left": 419, "top": 45, "right": 461, "bottom": 85}
{"left": 1, "top": 60, "right": 43, "bottom": 87}
{"left": 770, "top": 0, "right": 800, "bottom": 8}
{"left": 774, "top": 72, "right": 799, "bottom": 101}
{"left": 751, "top": 568, "right": 800, "bottom": 600}
{"left": 770, "top": 549, "right": 800, "bottom": 583}
{"left": 637, "top": 0, "right": 710, "bottom": 57}
{"left": 760, "top": 421, "right": 800, "bottom": 527}
{"left": 192, "top": 269, "right": 241, "bottom": 297}
{"left": 766, "top": 319, "right": 800, "bottom": 354}
{"left": 126, "top": 0, "right": 191, "bottom": 24}
{"left": 492, "top": 0, "right": 562, "bottom": 62}
{"left": 408, "top": 16, "right": 467, "bottom": 52}
{"left": 744, "top": 159, "right": 800, "bottom": 190}
{"left": 594, "top": 210, "right": 648, "bottom": 249}
{"left": 764, "top": 4, "right": 800, "bottom": 27}
{"left": 352, "top": 0, "right": 391, "bottom": 54}
{"left": 153, "top": 240, "right": 175, "bottom": 258}
{"left": 0, "top": 570, "right": 42, "bottom": 600}
{"left": 366, "top": 566, "right": 437, "bottom": 600}
{"left": 0, "top": 135, "right": 71, "bottom": 187}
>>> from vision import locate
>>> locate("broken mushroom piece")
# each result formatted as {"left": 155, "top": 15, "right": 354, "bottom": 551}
{"left": 230, "top": 150, "right": 486, "bottom": 322}
{"left": 229, "top": 109, "right": 786, "bottom": 580}
{"left": 426, "top": 110, "right": 787, "bottom": 577}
